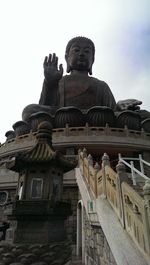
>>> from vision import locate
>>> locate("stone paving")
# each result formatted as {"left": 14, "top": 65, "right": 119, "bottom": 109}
{"left": 0, "top": 241, "right": 72, "bottom": 265}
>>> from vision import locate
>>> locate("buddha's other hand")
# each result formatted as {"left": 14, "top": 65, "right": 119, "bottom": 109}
{"left": 116, "top": 99, "right": 142, "bottom": 111}
{"left": 44, "top": 53, "right": 63, "bottom": 83}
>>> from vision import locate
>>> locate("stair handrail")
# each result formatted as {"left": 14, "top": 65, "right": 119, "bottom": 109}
{"left": 118, "top": 154, "right": 149, "bottom": 185}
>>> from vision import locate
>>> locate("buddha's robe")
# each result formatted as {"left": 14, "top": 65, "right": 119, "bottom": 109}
{"left": 39, "top": 73, "right": 116, "bottom": 111}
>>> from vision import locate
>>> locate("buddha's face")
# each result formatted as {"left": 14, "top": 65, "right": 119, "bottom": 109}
{"left": 67, "top": 40, "right": 94, "bottom": 72}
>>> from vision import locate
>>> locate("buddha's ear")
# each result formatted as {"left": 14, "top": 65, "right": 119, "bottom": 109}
{"left": 89, "top": 67, "right": 92, "bottom": 75}
{"left": 65, "top": 54, "right": 71, "bottom": 73}
{"left": 66, "top": 63, "right": 71, "bottom": 73}
{"left": 89, "top": 58, "right": 94, "bottom": 75}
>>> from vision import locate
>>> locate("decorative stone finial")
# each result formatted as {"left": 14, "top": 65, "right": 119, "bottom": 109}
{"left": 143, "top": 180, "right": 150, "bottom": 195}
{"left": 36, "top": 121, "right": 53, "bottom": 145}
{"left": 102, "top": 153, "right": 110, "bottom": 166}
{"left": 83, "top": 148, "right": 87, "bottom": 158}
{"left": 78, "top": 149, "right": 82, "bottom": 155}
{"left": 88, "top": 154, "right": 93, "bottom": 166}
{"left": 116, "top": 161, "right": 126, "bottom": 173}
{"left": 94, "top": 162, "right": 100, "bottom": 171}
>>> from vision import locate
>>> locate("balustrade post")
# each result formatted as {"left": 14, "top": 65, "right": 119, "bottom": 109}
{"left": 143, "top": 180, "right": 150, "bottom": 254}
{"left": 85, "top": 122, "right": 89, "bottom": 136}
{"left": 87, "top": 154, "right": 93, "bottom": 166}
{"left": 124, "top": 125, "right": 129, "bottom": 137}
{"left": 78, "top": 149, "right": 82, "bottom": 156}
{"left": 142, "top": 151, "right": 150, "bottom": 177}
{"left": 94, "top": 162, "right": 100, "bottom": 198}
{"left": 139, "top": 154, "right": 144, "bottom": 175}
{"left": 130, "top": 161, "right": 136, "bottom": 186}
{"left": 88, "top": 154, "right": 93, "bottom": 186}
{"left": 141, "top": 128, "right": 146, "bottom": 139}
{"left": 83, "top": 148, "right": 87, "bottom": 158}
{"left": 104, "top": 123, "right": 110, "bottom": 135}
{"left": 78, "top": 149, "right": 82, "bottom": 169}
{"left": 82, "top": 148, "right": 87, "bottom": 180}
{"left": 65, "top": 123, "right": 69, "bottom": 136}
{"left": 101, "top": 153, "right": 110, "bottom": 198}
{"left": 116, "top": 161, "right": 128, "bottom": 227}
{"left": 102, "top": 153, "right": 110, "bottom": 167}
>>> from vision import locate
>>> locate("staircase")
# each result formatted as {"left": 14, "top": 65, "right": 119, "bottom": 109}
{"left": 76, "top": 149, "right": 150, "bottom": 265}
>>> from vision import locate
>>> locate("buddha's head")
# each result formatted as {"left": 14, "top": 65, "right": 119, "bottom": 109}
{"left": 65, "top": 37, "right": 95, "bottom": 75}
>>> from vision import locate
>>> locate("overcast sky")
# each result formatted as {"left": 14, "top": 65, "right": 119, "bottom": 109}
{"left": 0, "top": 0, "right": 150, "bottom": 142}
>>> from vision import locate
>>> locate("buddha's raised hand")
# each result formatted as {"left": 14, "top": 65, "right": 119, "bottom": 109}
{"left": 43, "top": 53, "right": 63, "bottom": 83}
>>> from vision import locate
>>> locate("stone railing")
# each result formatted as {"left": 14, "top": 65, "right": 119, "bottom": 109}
{"left": 105, "top": 165, "right": 120, "bottom": 218}
{"left": 53, "top": 124, "right": 150, "bottom": 139}
{"left": 78, "top": 149, "right": 150, "bottom": 257}
{"left": 1, "top": 124, "right": 150, "bottom": 147}
{"left": 122, "top": 182, "right": 150, "bottom": 256}
{"left": 79, "top": 149, "right": 103, "bottom": 198}
{"left": 1, "top": 124, "right": 150, "bottom": 160}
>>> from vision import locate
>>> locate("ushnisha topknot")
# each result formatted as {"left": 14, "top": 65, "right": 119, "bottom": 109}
{"left": 65, "top": 36, "right": 95, "bottom": 60}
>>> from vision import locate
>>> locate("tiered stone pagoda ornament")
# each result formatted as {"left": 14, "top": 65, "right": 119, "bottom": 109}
{"left": 6, "top": 121, "right": 75, "bottom": 244}
{"left": 0, "top": 122, "right": 76, "bottom": 264}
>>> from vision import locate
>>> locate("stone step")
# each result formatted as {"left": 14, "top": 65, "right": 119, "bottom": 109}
{"left": 71, "top": 256, "right": 83, "bottom": 265}
{"left": 71, "top": 260, "right": 83, "bottom": 265}
{"left": 65, "top": 256, "right": 83, "bottom": 265}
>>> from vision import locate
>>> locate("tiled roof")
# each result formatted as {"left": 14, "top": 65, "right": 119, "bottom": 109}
{"left": 6, "top": 121, "right": 76, "bottom": 171}
{"left": 19, "top": 142, "right": 56, "bottom": 162}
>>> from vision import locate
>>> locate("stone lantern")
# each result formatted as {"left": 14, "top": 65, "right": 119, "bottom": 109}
{"left": 6, "top": 121, "right": 76, "bottom": 244}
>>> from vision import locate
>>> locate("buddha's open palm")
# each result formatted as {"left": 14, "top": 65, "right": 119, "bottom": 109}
{"left": 43, "top": 53, "right": 63, "bottom": 83}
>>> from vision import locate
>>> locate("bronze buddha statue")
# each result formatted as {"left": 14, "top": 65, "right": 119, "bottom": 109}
{"left": 22, "top": 36, "right": 149, "bottom": 131}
